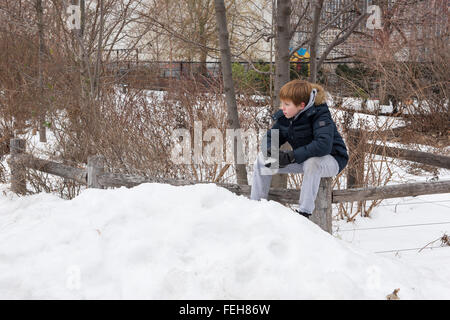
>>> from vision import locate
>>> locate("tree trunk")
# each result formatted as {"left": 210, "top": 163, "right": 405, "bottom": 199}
{"left": 36, "top": 0, "right": 46, "bottom": 142}
{"left": 309, "top": 0, "right": 367, "bottom": 82}
{"left": 78, "top": 0, "right": 86, "bottom": 98}
{"left": 309, "top": 0, "right": 323, "bottom": 83}
{"left": 199, "top": 20, "right": 209, "bottom": 77}
{"left": 274, "top": 0, "right": 291, "bottom": 109}
{"left": 214, "top": 0, "right": 248, "bottom": 185}
{"left": 93, "top": 0, "right": 104, "bottom": 98}
{"left": 346, "top": 129, "right": 365, "bottom": 189}
{"left": 272, "top": 0, "right": 291, "bottom": 189}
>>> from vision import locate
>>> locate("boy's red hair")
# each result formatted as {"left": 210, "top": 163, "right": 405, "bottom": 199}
{"left": 279, "top": 80, "right": 313, "bottom": 106}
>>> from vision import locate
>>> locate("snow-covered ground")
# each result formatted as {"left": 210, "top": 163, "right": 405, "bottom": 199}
{"left": 335, "top": 192, "right": 450, "bottom": 282}
{"left": 0, "top": 181, "right": 449, "bottom": 299}
{"left": 0, "top": 92, "right": 448, "bottom": 299}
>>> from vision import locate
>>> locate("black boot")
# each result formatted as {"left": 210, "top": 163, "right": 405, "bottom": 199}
{"left": 294, "top": 209, "right": 311, "bottom": 219}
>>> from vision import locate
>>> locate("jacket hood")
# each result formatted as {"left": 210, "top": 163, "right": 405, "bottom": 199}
{"left": 311, "top": 83, "right": 327, "bottom": 105}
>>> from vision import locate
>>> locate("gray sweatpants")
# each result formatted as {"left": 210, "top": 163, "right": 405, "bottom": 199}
{"left": 250, "top": 153, "right": 339, "bottom": 214}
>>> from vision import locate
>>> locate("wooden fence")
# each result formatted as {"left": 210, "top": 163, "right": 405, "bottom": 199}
{"left": 7, "top": 138, "right": 450, "bottom": 234}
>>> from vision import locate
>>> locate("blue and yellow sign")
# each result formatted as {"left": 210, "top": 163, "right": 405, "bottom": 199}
{"left": 290, "top": 48, "right": 310, "bottom": 76}
{"left": 290, "top": 48, "right": 310, "bottom": 62}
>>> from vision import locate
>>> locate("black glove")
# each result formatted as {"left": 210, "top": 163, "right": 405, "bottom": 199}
{"left": 279, "top": 150, "right": 295, "bottom": 167}
{"left": 264, "top": 150, "right": 295, "bottom": 168}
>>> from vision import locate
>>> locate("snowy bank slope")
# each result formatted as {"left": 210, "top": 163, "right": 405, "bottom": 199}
{"left": 0, "top": 183, "right": 449, "bottom": 299}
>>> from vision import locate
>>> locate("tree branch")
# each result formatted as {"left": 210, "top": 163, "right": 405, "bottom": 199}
{"left": 316, "top": 11, "right": 368, "bottom": 70}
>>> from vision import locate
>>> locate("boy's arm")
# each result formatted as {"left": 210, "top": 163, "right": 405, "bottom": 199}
{"left": 292, "top": 109, "right": 335, "bottom": 164}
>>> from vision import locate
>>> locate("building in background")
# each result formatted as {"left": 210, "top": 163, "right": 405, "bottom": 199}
{"left": 292, "top": 0, "right": 448, "bottom": 65}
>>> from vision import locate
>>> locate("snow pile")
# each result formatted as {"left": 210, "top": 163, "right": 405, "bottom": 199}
{"left": 0, "top": 183, "right": 449, "bottom": 299}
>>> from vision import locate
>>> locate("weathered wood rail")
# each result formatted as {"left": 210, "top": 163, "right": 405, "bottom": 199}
{"left": 9, "top": 154, "right": 87, "bottom": 184}
{"left": 95, "top": 170, "right": 450, "bottom": 203}
{"left": 7, "top": 138, "right": 450, "bottom": 234}
{"left": 366, "top": 143, "right": 450, "bottom": 170}
{"left": 345, "top": 128, "right": 450, "bottom": 190}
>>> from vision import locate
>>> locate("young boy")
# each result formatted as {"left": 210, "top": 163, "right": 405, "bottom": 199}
{"left": 250, "top": 79, "right": 348, "bottom": 218}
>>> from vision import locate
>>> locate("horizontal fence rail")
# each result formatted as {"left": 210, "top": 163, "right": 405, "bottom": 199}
{"left": 9, "top": 154, "right": 87, "bottom": 184}
{"left": 7, "top": 138, "right": 450, "bottom": 233}
{"left": 332, "top": 180, "right": 450, "bottom": 203}
{"left": 8, "top": 139, "right": 450, "bottom": 203}
{"left": 96, "top": 171, "right": 450, "bottom": 204}
{"left": 366, "top": 143, "right": 450, "bottom": 170}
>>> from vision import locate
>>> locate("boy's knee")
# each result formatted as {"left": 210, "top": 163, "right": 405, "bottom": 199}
{"left": 303, "top": 157, "right": 321, "bottom": 173}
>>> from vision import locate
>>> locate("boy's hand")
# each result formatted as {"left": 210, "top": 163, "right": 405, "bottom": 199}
{"left": 278, "top": 150, "right": 295, "bottom": 167}
{"left": 264, "top": 150, "right": 295, "bottom": 168}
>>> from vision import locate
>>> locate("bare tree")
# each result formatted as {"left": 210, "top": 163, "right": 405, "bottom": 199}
{"left": 214, "top": 0, "right": 248, "bottom": 185}
{"left": 274, "top": 0, "right": 292, "bottom": 108}
{"left": 308, "top": 0, "right": 324, "bottom": 83}
{"left": 93, "top": 0, "right": 105, "bottom": 98}
{"left": 269, "top": 0, "right": 291, "bottom": 189}
{"left": 307, "top": 0, "right": 368, "bottom": 82}
{"left": 35, "top": 0, "right": 47, "bottom": 142}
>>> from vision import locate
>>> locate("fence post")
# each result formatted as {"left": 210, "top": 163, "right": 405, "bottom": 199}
{"left": 346, "top": 129, "right": 365, "bottom": 189}
{"left": 311, "top": 177, "right": 333, "bottom": 233}
{"left": 9, "top": 138, "right": 27, "bottom": 195}
{"left": 87, "top": 155, "right": 105, "bottom": 189}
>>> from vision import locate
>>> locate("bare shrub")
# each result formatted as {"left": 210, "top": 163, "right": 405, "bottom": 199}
{"left": 39, "top": 76, "right": 269, "bottom": 198}
{"left": 335, "top": 113, "right": 398, "bottom": 220}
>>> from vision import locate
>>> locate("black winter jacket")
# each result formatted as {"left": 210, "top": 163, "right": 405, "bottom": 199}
{"left": 265, "top": 103, "right": 348, "bottom": 173}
